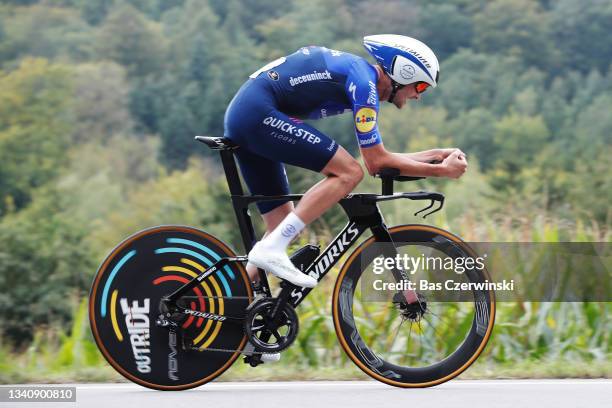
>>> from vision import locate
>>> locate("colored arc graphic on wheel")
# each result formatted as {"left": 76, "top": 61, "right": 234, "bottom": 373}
{"left": 152, "top": 238, "right": 235, "bottom": 349}
{"left": 99, "top": 237, "right": 236, "bottom": 349}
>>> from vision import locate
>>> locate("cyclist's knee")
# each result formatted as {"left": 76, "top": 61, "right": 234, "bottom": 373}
{"left": 323, "top": 148, "right": 364, "bottom": 190}
{"left": 341, "top": 159, "right": 364, "bottom": 189}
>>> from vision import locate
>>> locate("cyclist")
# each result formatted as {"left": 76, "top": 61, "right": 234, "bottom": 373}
{"left": 224, "top": 34, "right": 467, "bottom": 291}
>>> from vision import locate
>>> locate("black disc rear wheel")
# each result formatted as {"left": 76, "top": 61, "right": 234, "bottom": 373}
{"left": 89, "top": 226, "right": 253, "bottom": 390}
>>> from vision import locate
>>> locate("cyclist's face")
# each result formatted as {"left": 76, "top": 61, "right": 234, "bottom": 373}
{"left": 374, "top": 66, "right": 421, "bottom": 109}
{"left": 392, "top": 84, "right": 420, "bottom": 108}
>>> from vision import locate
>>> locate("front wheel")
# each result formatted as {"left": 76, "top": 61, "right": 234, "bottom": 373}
{"left": 332, "top": 224, "right": 495, "bottom": 387}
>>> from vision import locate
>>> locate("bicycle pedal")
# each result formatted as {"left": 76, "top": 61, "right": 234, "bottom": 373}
{"left": 289, "top": 244, "right": 320, "bottom": 273}
{"left": 243, "top": 354, "right": 263, "bottom": 367}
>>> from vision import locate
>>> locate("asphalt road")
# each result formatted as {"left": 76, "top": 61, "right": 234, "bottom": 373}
{"left": 1, "top": 380, "right": 610, "bottom": 408}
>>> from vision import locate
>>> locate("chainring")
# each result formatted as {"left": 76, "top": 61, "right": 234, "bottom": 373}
{"left": 243, "top": 298, "right": 299, "bottom": 353}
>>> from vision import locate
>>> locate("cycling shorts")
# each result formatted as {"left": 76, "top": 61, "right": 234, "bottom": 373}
{"left": 224, "top": 78, "right": 340, "bottom": 214}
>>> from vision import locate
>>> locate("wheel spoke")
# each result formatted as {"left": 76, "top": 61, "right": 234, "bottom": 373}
{"left": 425, "top": 309, "right": 455, "bottom": 331}
{"left": 388, "top": 316, "right": 406, "bottom": 350}
{"left": 406, "top": 321, "right": 414, "bottom": 357}
{"left": 417, "top": 320, "right": 423, "bottom": 356}
{"left": 421, "top": 314, "right": 443, "bottom": 346}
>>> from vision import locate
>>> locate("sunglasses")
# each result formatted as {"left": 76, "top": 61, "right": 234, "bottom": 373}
{"left": 394, "top": 81, "right": 430, "bottom": 95}
{"left": 414, "top": 82, "right": 430, "bottom": 94}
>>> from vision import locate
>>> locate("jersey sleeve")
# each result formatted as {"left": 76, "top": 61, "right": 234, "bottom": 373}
{"left": 345, "top": 60, "right": 382, "bottom": 148}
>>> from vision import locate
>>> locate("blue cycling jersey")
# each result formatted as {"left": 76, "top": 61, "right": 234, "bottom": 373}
{"left": 224, "top": 46, "right": 381, "bottom": 214}
{"left": 248, "top": 46, "right": 382, "bottom": 147}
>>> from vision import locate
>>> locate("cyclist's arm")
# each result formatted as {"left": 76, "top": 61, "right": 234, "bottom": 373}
{"left": 401, "top": 150, "right": 443, "bottom": 163}
{"left": 360, "top": 144, "right": 445, "bottom": 177}
{"left": 399, "top": 148, "right": 466, "bottom": 163}
{"left": 362, "top": 145, "right": 468, "bottom": 178}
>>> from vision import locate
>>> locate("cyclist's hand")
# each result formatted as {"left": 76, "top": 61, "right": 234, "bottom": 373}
{"left": 438, "top": 148, "right": 466, "bottom": 160}
{"left": 441, "top": 150, "right": 468, "bottom": 179}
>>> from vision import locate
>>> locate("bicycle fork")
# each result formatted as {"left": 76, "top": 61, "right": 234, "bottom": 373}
{"left": 370, "top": 224, "right": 419, "bottom": 304}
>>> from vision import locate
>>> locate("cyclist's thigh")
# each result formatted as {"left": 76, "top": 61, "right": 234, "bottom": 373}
{"left": 247, "top": 110, "right": 340, "bottom": 173}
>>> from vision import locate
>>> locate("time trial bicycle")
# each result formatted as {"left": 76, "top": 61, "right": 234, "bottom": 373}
{"left": 89, "top": 136, "right": 495, "bottom": 390}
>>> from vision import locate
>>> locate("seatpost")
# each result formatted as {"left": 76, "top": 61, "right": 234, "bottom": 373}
{"left": 219, "top": 150, "right": 257, "bottom": 253}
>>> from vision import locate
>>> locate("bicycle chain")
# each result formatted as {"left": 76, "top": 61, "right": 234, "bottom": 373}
{"left": 179, "top": 295, "right": 252, "bottom": 300}
{"left": 180, "top": 330, "right": 280, "bottom": 356}
{"left": 175, "top": 295, "right": 279, "bottom": 356}
{"left": 182, "top": 344, "right": 278, "bottom": 356}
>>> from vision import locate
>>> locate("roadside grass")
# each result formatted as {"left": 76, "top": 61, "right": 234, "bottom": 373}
{"left": 1, "top": 297, "right": 609, "bottom": 384}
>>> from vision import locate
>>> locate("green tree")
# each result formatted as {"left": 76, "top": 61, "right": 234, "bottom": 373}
{"left": 76, "top": 0, "right": 114, "bottom": 25}
{"left": 540, "top": 76, "right": 572, "bottom": 141}
{"left": 210, "top": 0, "right": 291, "bottom": 41}
{"left": 349, "top": 0, "right": 419, "bottom": 41}
{"left": 551, "top": 0, "right": 612, "bottom": 74}
{"left": 72, "top": 62, "right": 133, "bottom": 143}
{"left": 158, "top": 100, "right": 198, "bottom": 169}
{"left": 472, "top": 0, "right": 556, "bottom": 70}
{"left": 0, "top": 186, "right": 95, "bottom": 346}
{"left": 148, "top": 0, "right": 249, "bottom": 168}
{"left": 448, "top": 108, "right": 497, "bottom": 170}
{"left": 573, "top": 93, "right": 612, "bottom": 161}
{"left": 419, "top": 2, "right": 473, "bottom": 59}
{"left": 92, "top": 158, "right": 236, "bottom": 252}
{"left": 96, "top": 2, "right": 167, "bottom": 77}
{"left": 488, "top": 114, "right": 550, "bottom": 194}
{"left": 255, "top": 0, "right": 353, "bottom": 55}
{"left": 0, "top": 4, "right": 94, "bottom": 62}
{"left": 0, "top": 58, "right": 73, "bottom": 214}
{"left": 567, "top": 149, "right": 612, "bottom": 224}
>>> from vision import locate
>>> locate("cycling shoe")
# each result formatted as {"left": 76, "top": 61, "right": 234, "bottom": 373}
{"left": 248, "top": 242, "right": 317, "bottom": 288}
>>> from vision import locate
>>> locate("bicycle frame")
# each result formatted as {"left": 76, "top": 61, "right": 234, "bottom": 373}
{"left": 90, "top": 138, "right": 493, "bottom": 387}
{"left": 165, "top": 147, "right": 443, "bottom": 307}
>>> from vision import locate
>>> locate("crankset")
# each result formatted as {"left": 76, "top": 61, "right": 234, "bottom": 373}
{"left": 244, "top": 298, "right": 299, "bottom": 353}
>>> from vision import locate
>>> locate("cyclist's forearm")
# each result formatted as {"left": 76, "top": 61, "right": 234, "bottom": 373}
{"left": 361, "top": 145, "right": 444, "bottom": 177}
{"left": 382, "top": 152, "right": 444, "bottom": 177}
{"left": 400, "top": 149, "right": 442, "bottom": 163}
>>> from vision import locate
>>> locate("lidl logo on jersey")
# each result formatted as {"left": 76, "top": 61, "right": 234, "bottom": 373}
{"left": 355, "top": 107, "right": 377, "bottom": 133}
{"left": 289, "top": 70, "right": 332, "bottom": 87}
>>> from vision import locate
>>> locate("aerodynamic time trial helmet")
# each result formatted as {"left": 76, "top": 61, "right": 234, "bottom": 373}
{"left": 363, "top": 34, "right": 440, "bottom": 90}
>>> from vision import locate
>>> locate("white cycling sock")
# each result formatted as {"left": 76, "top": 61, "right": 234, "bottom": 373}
{"left": 260, "top": 212, "right": 306, "bottom": 251}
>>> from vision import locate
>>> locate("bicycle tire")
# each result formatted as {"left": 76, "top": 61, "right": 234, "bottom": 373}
{"left": 332, "top": 224, "right": 495, "bottom": 387}
{"left": 89, "top": 225, "right": 253, "bottom": 390}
